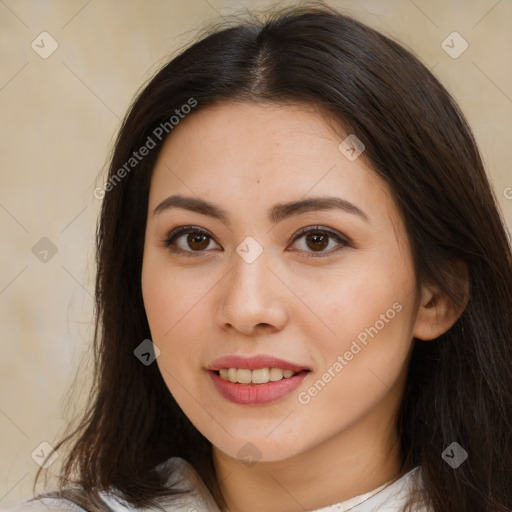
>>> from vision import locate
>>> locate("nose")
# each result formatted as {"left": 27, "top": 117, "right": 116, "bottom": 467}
{"left": 217, "top": 247, "right": 289, "bottom": 337}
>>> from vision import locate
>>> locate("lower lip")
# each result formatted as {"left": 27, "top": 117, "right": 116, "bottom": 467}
{"left": 208, "top": 370, "right": 310, "bottom": 405}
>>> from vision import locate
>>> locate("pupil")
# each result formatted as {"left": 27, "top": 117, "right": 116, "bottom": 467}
{"left": 307, "top": 233, "right": 328, "bottom": 251}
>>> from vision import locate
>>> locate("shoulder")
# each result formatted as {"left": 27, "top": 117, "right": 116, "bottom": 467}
{"left": 0, "top": 496, "right": 85, "bottom": 512}
{"left": 0, "top": 457, "right": 220, "bottom": 512}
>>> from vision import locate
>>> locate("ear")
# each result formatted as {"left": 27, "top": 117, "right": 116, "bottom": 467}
{"left": 413, "top": 261, "right": 469, "bottom": 341}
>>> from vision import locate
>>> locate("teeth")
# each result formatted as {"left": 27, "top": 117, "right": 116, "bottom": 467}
{"left": 250, "top": 368, "right": 269, "bottom": 384}
{"left": 218, "top": 368, "right": 298, "bottom": 384}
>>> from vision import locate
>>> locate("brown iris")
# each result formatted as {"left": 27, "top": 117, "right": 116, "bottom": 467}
{"left": 305, "top": 232, "right": 329, "bottom": 252}
{"left": 187, "top": 233, "right": 210, "bottom": 251}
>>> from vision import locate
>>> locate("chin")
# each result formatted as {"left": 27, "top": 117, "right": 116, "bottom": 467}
{"left": 211, "top": 431, "right": 310, "bottom": 465}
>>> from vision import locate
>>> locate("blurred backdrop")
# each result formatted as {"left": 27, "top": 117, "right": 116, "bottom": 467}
{"left": 1, "top": 0, "right": 511, "bottom": 506}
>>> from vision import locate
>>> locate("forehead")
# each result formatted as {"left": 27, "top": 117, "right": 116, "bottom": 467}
{"left": 158, "top": 100, "right": 346, "bottom": 167}
{"left": 148, "top": 101, "right": 396, "bottom": 226}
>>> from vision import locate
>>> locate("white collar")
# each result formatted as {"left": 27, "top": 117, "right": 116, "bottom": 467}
{"left": 99, "top": 457, "right": 430, "bottom": 512}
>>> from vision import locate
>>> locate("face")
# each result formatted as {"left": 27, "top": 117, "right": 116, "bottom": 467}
{"left": 141, "top": 101, "right": 422, "bottom": 463}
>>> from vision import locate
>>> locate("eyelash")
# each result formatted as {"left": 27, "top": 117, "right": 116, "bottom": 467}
{"left": 163, "top": 225, "right": 351, "bottom": 258}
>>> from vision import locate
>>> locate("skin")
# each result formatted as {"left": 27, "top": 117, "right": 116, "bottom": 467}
{"left": 141, "top": 101, "right": 464, "bottom": 512}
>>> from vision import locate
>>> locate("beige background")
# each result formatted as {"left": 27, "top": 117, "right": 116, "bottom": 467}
{"left": 1, "top": 0, "right": 511, "bottom": 506}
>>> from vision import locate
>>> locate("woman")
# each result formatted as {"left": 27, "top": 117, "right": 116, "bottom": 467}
{"left": 4, "top": 3, "right": 511, "bottom": 511}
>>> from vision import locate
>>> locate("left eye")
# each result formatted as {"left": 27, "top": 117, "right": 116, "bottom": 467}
{"left": 290, "top": 227, "right": 349, "bottom": 257}
{"left": 163, "top": 225, "right": 349, "bottom": 257}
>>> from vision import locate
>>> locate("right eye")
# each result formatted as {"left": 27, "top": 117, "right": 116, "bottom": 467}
{"left": 163, "top": 226, "right": 221, "bottom": 256}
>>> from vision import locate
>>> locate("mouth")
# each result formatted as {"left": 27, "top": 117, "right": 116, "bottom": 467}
{"left": 206, "top": 354, "right": 311, "bottom": 405}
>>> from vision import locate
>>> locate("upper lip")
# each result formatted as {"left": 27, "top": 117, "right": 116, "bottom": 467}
{"left": 207, "top": 354, "right": 310, "bottom": 372}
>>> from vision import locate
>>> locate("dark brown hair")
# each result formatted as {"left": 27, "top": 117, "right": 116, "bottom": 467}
{"left": 31, "top": 2, "right": 512, "bottom": 511}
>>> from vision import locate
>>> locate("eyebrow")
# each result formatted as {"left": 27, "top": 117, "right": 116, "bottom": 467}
{"left": 153, "top": 194, "right": 369, "bottom": 224}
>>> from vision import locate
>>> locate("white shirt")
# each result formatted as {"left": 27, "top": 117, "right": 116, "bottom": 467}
{"left": 1, "top": 456, "right": 431, "bottom": 511}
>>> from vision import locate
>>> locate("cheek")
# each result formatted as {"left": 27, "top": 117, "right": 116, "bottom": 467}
{"left": 300, "top": 252, "right": 413, "bottom": 353}
{"left": 295, "top": 264, "right": 417, "bottom": 424}
{"left": 293, "top": 254, "right": 415, "bottom": 348}
{"left": 142, "top": 267, "right": 204, "bottom": 416}
{"left": 141, "top": 253, "right": 210, "bottom": 341}
{"left": 294, "top": 310, "right": 415, "bottom": 447}
{"left": 141, "top": 257, "right": 211, "bottom": 395}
